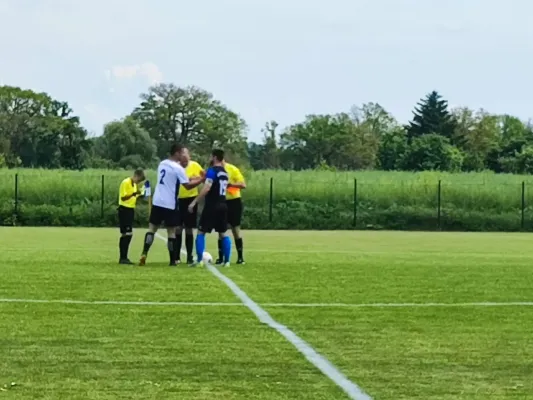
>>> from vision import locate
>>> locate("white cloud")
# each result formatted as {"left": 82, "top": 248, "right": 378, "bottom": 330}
{"left": 106, "top": 62, "right": 163, "bottom": 85}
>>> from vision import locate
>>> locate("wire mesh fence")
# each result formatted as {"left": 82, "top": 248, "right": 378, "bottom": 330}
{"left": 1, "top": 173, "right": 532, "bottom": 231}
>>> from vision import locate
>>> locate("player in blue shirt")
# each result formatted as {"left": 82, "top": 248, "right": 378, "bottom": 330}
{"left": 188, "top": 149, "right": 232, "bottom": 267}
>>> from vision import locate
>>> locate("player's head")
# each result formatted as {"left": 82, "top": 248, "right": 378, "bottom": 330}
{"left": 179, "top": 147, "right": 191, "bottom": 166}
{"left": 210, "top": 149, "right": 224, "bottom": 165}
{"left": 169, "top": 143, "right": 188, "bottom": 162}
{"left": 132, "top": 169, "right": 145, "bottom": 184}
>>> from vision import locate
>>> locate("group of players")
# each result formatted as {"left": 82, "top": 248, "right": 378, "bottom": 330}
{"left": 117, "top": 144, "right": 246, "bottom": 267}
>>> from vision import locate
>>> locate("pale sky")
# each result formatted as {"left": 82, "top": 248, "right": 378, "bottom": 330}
{"left": 1, "top": 0, "right": 532, "bottom": 142}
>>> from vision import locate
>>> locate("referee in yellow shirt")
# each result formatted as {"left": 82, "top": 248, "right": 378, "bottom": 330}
{"left": 118, "top": 169, "right": 145, "bottom": 264}
{"left": 215, "top": 162, "right": 246, "bottom": 265}
{"left": 176, "top": 156, "right": 204, "bottom": 265}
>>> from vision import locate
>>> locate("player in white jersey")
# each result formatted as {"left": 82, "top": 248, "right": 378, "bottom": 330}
{"left": 140, "top": 144, "right": 204, "bottom": 266}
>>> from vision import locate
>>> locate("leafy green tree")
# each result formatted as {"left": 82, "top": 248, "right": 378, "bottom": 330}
{"left": 352, "top": 102, "right": 398, "bottom": 135}
{"left": 503, "top": 145, "right": 533, "bottom": 174}
{"left": 377, "top": 128, "right": 408, "bottom": 170}
{"left": 247, "top": 142, "right": 265, "bottom": 170}
{"left": 0, "top": 85, "right": 88, "bottom": 169}
{"left": 261, "top": 121, "right": 280, "bottom": 169}
{"left": 280, "top": 113, "right": 379, "bottom": 170}
{"left": 96, "top": 116, "right": 156, "bottom": 168}
{"left": 400, "top": 133, "right": 464, "bottom": 172}
{"left": 407, "top": 91, "right": 456, "bottom": 141}
{"left": 486, "top": 115, "right": 531, "bottom": 173}
{"left": 452, "top": 108, "right": 500, "bottom": 171}
{"left": 132, "top": 83, "right": 247, "bottom": 160}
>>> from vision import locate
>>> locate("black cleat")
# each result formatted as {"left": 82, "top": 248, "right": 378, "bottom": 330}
{"left": 187, "top": 256, "right": 195, "bottom": 266}
{"left": 236, "top": 259, "right": 246, "bottom": 265}
{"left": 169, "top": 261, "right": 178, "bottom": 267}
{"left": 214, "top": 258, "right": 224, "bottom": 265}
{"left": 119, "top": 258, "right": 134, "bottom": 265}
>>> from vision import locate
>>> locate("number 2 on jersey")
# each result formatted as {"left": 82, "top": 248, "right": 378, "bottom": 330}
{"left": 159, "top": 169, "right": 166, "bottom": 184}
{"left": 219, "top": 180, "right": 228, "bottom": 196}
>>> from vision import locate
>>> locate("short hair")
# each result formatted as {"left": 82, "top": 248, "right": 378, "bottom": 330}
{"left": 170, "top": 143, "right": 184, "bottom": 156}
{"left": 133, "top": 169, "right": 145, "bottom": 179}
{"left": 212, "top": 149, "right": 224, "bottom": 162}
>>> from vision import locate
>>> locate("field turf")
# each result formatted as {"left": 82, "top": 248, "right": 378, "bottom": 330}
{"left": 1, "top": 228, "right": 533, "bottom": 399}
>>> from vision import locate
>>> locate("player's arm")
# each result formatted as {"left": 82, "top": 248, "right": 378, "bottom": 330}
{"left": 189, "top": 168, "right": 215, "bottom": 209}
{"left": 182, "top": 177, "right": 203, "bottom": 190}
{"left": 176, "top": 165, "right": 203, "bottom": 190}
{"left": 228, "top": 169, "right": 246, "bottom": 189}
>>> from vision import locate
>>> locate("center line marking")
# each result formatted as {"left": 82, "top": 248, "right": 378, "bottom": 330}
{"left": 155, "top": 233, "right": 372, "bottom": 400}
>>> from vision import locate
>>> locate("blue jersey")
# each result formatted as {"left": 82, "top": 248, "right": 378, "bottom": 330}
{"left": 204, "top": 166, "right": 228, "bottom": 207}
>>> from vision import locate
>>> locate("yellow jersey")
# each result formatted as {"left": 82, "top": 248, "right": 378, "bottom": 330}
{"left": 118, "top": 178, "right": 140, "bottom": 208}
{"left": 178, "top": 161, "right": 204, "bottom": 199}
{"left": 224, "top": 163, "right": 245, "bottom": 200}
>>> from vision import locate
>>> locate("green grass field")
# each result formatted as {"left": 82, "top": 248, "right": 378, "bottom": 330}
{"left": 2, "top": 228, "right": 533, "bottom": 399}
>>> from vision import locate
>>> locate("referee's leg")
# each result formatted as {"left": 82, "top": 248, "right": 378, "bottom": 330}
{"left": 118, "top": 206, "right": 134, "bottom": 265}
{"left": 229, "top": 199, "right": 244, "bottom": 264}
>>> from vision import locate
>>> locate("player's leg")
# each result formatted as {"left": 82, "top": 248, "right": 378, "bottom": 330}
{"left": 216, "top": 204, "right": 231, "bottom": 267}
{"left": 175, "top": 199, "right": 186, "bottom": 264}
{"left": 165, "top": 208, "right": 180, "bottom": 266}
{"left": 175, "top": 225, "right": 183, "bottom": 264}
{"left": 195, "top": 208, "right": 212, "bottom": 266}
{"left": 184, "top": 198, "right": 197, "bottom": 265}
{"left": 216, "top": 200, "right": 232, "bottom": 264}
{"left": 140, "top": 206, "right": 161, "bottom": 265}
{"left": 229, "top": 199, "right": 244, "bottom": 264}
{"left": 118, "top": 207, "right": 134, "bottom": 264}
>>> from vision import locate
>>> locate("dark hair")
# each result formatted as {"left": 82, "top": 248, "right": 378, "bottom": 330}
{"left": 133, "top": 169, "right": 145, "bottom": 179}
{"left": 170, "top": 143, "right": 184, "bottom": 156}
{"left": 212, "top": 149, "right": 224, "bottom": 162}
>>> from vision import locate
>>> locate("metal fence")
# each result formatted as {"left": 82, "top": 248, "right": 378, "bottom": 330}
{"left": 1, "top": 173, "right": 531, "bottom": 231}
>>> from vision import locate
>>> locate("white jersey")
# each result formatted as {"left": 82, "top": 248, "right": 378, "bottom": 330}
{"left": 152, "top": 159, "right": 189, "bottom": 210}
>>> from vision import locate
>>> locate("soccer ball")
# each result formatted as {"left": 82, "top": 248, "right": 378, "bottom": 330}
{"left": 202, "top": 252, "right": 213, "bottom": 265}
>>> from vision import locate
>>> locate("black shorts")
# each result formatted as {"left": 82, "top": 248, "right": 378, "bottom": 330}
{"left": 178, "top": 197, "right": 198, "bottom": 229}
{"left": 149, "top": 205, "right": 180, "bottom": 227}
{"left": 118, "top": 206, "right": 134, "bottom": 234}
{"left": 227, "top": 198, "right": 243, "bottom": 227}
{"left": 198, "top": 203, "right": 228, "bottom": 233}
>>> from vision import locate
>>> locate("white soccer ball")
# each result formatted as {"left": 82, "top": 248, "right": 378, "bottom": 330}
{"left": 202, "top": 251, "right": 213, "bottom": 265}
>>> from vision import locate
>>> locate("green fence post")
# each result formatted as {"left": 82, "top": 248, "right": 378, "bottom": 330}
{"left": 353, "top": 178, "right": 357, "bottom": 228}
{"left": 437, "top": 180, "right": 442, "bottom": 230}
{"left": 269, "top": 177, "right": 274, "bottom": 223}
{"left": 101, "top": 175, "right": 105, "bottom": 220}
{"left": 14, "top": 173, "right": 19, "bottom": 222}
{"left": 521, "top": 181, "right": 525, "bottom": 230}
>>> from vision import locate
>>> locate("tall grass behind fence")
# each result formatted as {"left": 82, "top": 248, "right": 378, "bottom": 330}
{"left": 1, "top": 168, "right": 533, "bottom": 231}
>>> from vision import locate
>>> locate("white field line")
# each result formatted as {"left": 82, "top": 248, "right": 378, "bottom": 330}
{"left": 2, "top": 298, "right": 533, "bottom": 308}
{"left": 265, "top": 301, "right": 533, "bottom": 308}
{"left": 155, "top": 233, "right": 372, "bottom": 400}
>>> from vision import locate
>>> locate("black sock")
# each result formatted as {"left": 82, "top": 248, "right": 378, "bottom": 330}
{"left": 176, "top": 233, "right": 183, "bottom": 260}
{"left": 119, "top": 236, "right": 127, "bottom": 259}
{"left": 218, "top": 239, "right": 223, "bottom": 260}
{"left": 142, "top": 232, "right": 154, "bottom": 255}
{"left": 185, "top": 233, "right": 194, "bottom": 259}
{"left": 124, "top": 235, "right": 132, "bottom": 259}
{"left": 236, "top": 238, "right": 243, "bottom": 259}
{"left": 167, "top": 238, "right": 177, "bottom": 264}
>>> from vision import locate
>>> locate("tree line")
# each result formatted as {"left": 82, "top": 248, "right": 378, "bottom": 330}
{"left": 1, "top": 84, "right": 533, "bottom": 174}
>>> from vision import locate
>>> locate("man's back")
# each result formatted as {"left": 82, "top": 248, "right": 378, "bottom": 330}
{"left": 205, "top": 165, "right": 229, "bottom": 206}
{"left": 153, "top": 159, "right": 189, "bottom": 210}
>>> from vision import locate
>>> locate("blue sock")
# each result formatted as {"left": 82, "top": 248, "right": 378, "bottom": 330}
{"left": 222, "top": 236, "right": 232, "bottom": 263}
{"left": 195, "top": 233, "right": 205, "bottom": 262}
